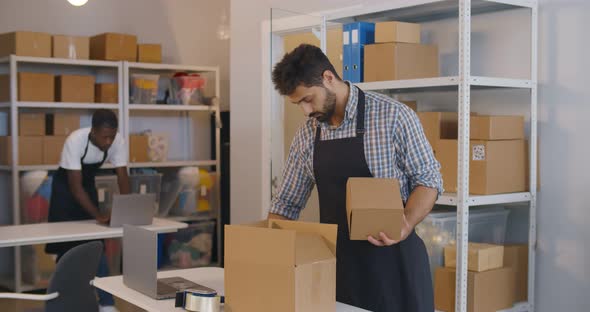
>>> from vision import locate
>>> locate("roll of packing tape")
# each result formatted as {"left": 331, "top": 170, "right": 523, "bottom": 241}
{"left": 175, "top": 289, "right": 222, "bottom": 312}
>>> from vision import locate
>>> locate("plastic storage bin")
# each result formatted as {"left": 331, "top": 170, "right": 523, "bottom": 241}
{"left": 163, "top": 221, "right": 214, "bottom": 269}
{"left": 95, "top": 175, "right": 119, "bottom": 214}
{"left": 416, "top": 207, "right": 510, "bottom": 281}
{"left": 130, "top": 74, "right": 159, "bottom": 104}
{"left": 130, "top": 173, "right": 163, "bottom": 214}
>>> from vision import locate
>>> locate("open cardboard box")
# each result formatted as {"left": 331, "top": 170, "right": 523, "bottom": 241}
{"left": 225, "top": 219, "right": 337, "bottom": 312}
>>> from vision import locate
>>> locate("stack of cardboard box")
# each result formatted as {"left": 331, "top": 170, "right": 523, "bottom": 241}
{"left": 418, "top": 112, "right": 527, "bottom": 195}
{"left": 0, "top": 112, "right": 79, "bottom": 166}
{"left": 435, "top": 243, "right": 528, "bottom": 312}
{"left": 364, "top": 21, "right": 439, "bottom": 82}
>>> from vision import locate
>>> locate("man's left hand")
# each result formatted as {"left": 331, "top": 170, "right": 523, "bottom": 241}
{"left": 367, "top": 214, "right": 413, "bottom": 247}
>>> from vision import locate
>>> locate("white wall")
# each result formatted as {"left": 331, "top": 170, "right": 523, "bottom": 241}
{"left": 0, "top": 0, "right": 230, "bottom": 109}
{"left": 230, "top": 0, "right": 590, "bottom": 310}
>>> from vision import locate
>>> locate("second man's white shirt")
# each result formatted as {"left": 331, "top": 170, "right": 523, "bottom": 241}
{"left": 59, "top": 127, "right": 128, "bottom": 170}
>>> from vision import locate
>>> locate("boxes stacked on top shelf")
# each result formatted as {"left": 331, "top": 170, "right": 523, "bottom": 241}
{"left": 415, "top": 207, "right": 510, "bottom": 282}
{"left": 342, "top": 22, "right": 375, "bottom": 83}
{"left": 55, "top": 74, "right": 95, "bottom": 103}
{"left": 90, "top": 33, "right": 137, "bottom": 62}
{"left": 0, "top": 31, "right": 52, "bottom": 58}
{"left": 364, "top": 21, "right": 438, "bottom": 82}
{"left": 435, "top": 242, "right": 521, "bottom": 312}
{"left": 52, "top": 35, "right": 90, "bottom": 60}
{"left": 163, "top": 220, "right": 215, "bottom": 269}
{"left": 95, "top": 83, "right": 118, "bottom": 103}
{"left": 137, "top": 44, "right": 162, "bottom": 63}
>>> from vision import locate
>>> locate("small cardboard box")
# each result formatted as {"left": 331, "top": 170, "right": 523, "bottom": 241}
{"left": 346, "top": 178, "right": 404, "bottom": 241}
{"left": 90, "top": 33, "right": 137, "bottom": 61}
{"left": 435, "top": 266, "right": 516, "bottom": 312}
{"left": 471, "top": 115, "right": 525, "bottom": 140}
{"left": 45, "top": 113, "right": 80, "bottom": 136}
{"left": 0, "top": 31, "right": 51, "bottom": 58}
{"left": 375, "top": 21, "right": 421, "bottom": 44}
{"left": 19, "top": 72, "right": 55, "bottom": 102}
{"left": 55, "top": 75, "right": 95, "bottom": 103}
{"left": 437, "top": 139, "right": 527, "bottom": 194}
{"left": 19, "top": 113, "right": 46, "bottom": 136}
{"left": 0, "top": 136, "right": 44, "bottom": 165}
{"left": 364, "top": 42, "right": 438, "bottom": 82}
{"left": 417, "top": 112, "right": 458, "bottom": 149}
{"left": 43, "top": 136, "right": 66, "bottom": 164}
{"left": 444, "top": 243, "right": 504, "bottom": 272}
{"left": 503, "top": 244, "right": 528, "bottom": 302}
{"left": 225, "top": 219, "right": 337, "bottom": 312}
{"left": 52, "top": 35, "right": 90, "bottom": 60}
{"left": 95, "top": 83, "right": 118, "bottom": 103}
{"left": 137, "top": 44, "right": 162, "bottom": 63}
{"left": 400, "top": 100, "right": 417, "bottom": 111}
{"left": 129, "top": 135, "right": 149, "bottom": 163}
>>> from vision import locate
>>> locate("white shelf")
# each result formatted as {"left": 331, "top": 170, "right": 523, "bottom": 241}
{"left": 327, "top": 0, "right": 536, "bottom": 24}
{"left": 355, "top": 76, "right": 534, "bottom": 92}
{"left": 126, "top": 62, "right": 218, "bottom": 73}
{"left": 16, "top": 102, "right": 119, "bottom": 109}
{"left": 129, "top": 160, "right": 217, "bottom": 168}
{"left": 0, "top": 55, "right": 119, "bottom": 68}
{"left": 436, "top": 192, "right": 531, "bottom": 206}
{"left": 128, "top": 104, "right": 216, "bottom": 112}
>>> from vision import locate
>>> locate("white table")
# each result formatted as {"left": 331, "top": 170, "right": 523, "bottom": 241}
{"left": 0, "top": 218, "right": 187, "bottom": 248}
{"left": 93, "top": 267, "right": 370, "bottom": 312}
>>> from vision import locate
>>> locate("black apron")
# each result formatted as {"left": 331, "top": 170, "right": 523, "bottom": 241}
{"left": 313, "top": 88, "right": 434, "bottom": 312}
{"left": 45, "top": 133, "right": 108, "bottom": 256}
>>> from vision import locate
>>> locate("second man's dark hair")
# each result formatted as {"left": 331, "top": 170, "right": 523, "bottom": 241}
{"left": 92, "top": 109, "right": 118, "bottom": 129}
{"left": 272, "top": 44, "right": 341, "bottom": 96}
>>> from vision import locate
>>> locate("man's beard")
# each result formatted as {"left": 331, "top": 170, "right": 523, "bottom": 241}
{"left": 311, "top": 88, "right": 336, "bottom": 123}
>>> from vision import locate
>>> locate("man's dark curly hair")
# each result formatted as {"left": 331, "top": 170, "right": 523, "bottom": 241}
{"left": 272, "top": 44, "right": 341, "bottom": 96}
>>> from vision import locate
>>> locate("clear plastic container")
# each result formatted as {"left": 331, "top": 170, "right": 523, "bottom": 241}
{"left": 416, "top": 207, "right": 510, "bottom": 281}
{"left": 164, "top": 221, "right": 215, "bottom": 269}
{"left": 130, "top": 74, "right": 160, "bottom": 104}
{"left": 172, "top": 74, "right": 206, "bottom": 105}
{"left": 130, "top": 173, "right": 163, "bottom": 214}
{"left": 94, "top": 175, "right": 119, "bottom": 215}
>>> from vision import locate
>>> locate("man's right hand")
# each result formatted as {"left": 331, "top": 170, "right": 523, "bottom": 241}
{"left": 96, "top": 213, "right": 111, "bottom": 225}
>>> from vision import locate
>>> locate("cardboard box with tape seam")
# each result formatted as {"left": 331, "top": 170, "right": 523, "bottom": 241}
{"left": 346, "top": 177, "right": 404, "bottom": 241}
{"left": 19, "top": 72, "right": 55, "bottom": 102}
{"left": 375, "top": 21, "right": 421, "bottom": 44}
{"left": 0, "top": 31, "right": 51, "bottom": 58}
{"left": 225, "top": 219, "right": 337, "bottom": 312}
{"left": 52, "top": 35, "right": 89, "bottom": 60}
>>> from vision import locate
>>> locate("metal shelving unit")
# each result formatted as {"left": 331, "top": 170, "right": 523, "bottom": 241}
{"left": 269, "top": 1, "right": 538, "bottom": 311}
{"left": 122, "top": 61, "right": 222, "bottom": 269}
{"left": 0, "top": 55, "right": 124, "bottom": 292}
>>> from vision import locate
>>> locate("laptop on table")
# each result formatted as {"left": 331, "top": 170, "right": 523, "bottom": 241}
{"left": 122, "top": 224, "right": 216, "bottom": 300}
{"left": 108, "top": 193, "right": 156, "bottom": 227}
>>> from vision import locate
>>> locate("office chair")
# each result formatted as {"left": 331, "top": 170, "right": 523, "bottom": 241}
{"left": 0, "top": 241, "right": 104, "bottom": 312}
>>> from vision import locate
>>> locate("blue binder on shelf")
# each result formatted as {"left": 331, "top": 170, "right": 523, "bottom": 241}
{"left": 342, "top": 24, "right": 352, "bottom": 81}
{"left": 347, "top": 22, "right": 375, "bottom": 83}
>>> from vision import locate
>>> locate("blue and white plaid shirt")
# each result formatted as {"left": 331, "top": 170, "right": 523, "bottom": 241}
{"left": 270, "top": 84, "right": 443, "bottom": 220}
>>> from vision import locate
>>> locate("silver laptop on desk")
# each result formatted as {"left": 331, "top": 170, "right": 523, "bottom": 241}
{"left": 122, "top": 224, "right": 216, "bottom": 300}
{"left": 109, "top": 194, "right": 155, "bottom": 227}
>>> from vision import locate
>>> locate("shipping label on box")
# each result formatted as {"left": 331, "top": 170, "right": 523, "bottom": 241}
{"left": 346, "top": 178, "right": 404, "bottom": 240}
{"left": 225, "top": 220, "right": 337, "bottom": 312}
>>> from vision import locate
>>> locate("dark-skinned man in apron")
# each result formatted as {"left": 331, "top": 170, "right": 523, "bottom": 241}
{"left": 269, "top": 44, "right": 443, "bottom": 312}
{"left": 46, "top": 109, "right": 130, "bottom": 312}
